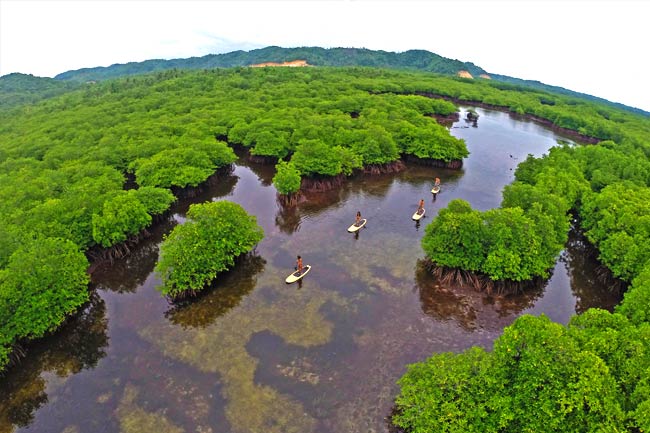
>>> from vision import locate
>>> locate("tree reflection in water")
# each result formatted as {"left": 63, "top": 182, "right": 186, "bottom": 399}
{"left": 0, "top": 292, "right": 108, "bottom": 430}
{"left": 415, "top": 260, "right": 544, "bottom": 331}
{"left": 562, "top": 227, "right": 624, "bottom": 314}
{"left": 165, "top": 253, "right": 266, "bottom": 328}
{"left": 275, "top": 199, "right": 302, "bottom": 235}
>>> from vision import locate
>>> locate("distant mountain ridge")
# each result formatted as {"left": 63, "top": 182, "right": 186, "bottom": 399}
{"left": 50, "top": 46, "right": 650, "bottom": 117}
{"left": 54, "top": 46, "right": 488, "bottom": 81}
{"left": 1, "top": 46, "right": 647, "bottom": 116}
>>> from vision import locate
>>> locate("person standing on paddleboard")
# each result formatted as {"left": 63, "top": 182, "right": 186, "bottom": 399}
{"left": 355, "top": 211, "right": 362, "bottom": 225}
{"left": 433, "top": 177, "right": 441, "bottom": 199}
{"left": 418, "top": 199, "right": 425, "bottom": 213}
{"left": 295, "top": 255, "right": 303, "bottom": 274}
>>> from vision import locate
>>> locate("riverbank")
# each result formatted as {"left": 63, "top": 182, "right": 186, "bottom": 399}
{"left": 414, "top": 91, "right": 601, "bottom": 144}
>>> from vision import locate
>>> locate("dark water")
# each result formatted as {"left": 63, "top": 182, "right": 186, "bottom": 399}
{"left": 0, "top": 107, "right": 622, "bottom": 433}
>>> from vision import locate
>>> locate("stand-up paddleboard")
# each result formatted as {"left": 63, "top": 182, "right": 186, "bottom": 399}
{"left": 412, "top": 208, "right": 425, "bottom": 221}
{"left": 431, "top": 185, "right": 440, "bottom": 194}
{"left": 285, "top": 265, "right": 312, "bottom": 283}
{"left": 347, "top": 218, "right": 367, "bottom": 233}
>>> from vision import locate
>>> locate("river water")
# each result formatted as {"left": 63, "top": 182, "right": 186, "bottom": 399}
{"left": 0, "top": 107, "right": 622, "bottom": 433}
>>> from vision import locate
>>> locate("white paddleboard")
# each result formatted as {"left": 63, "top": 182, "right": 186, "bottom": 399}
{"left": 431, "top": 185, "right": 440, "bottom": 194}
{"left": 347, "top": 218, "right": 367, "bottom": 233}
{"left": 412, "top": 208, "right": 425, "bottom": 221}
{"left": 285, "top": 265, "right": 311, "bottom": 283}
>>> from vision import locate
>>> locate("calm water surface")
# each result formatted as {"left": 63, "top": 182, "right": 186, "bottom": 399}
{"left": 0, "top": 107, "right": 622, "bottom": 433}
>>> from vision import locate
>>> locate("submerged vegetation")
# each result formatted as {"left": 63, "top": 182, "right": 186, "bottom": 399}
{"left": 141, "top": 272, "right": 344, "bottom": 433}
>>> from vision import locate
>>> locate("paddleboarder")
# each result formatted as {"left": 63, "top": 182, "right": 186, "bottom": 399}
{"left": 295, "top": 255, "right": 304, "bottom": 275}
{"left": 418, "top": 199, "right": 425, "bottom": 214}
{"left": 432, "top": 178, "right": 440, "bottom": 198}
{"left": 355, "top": 211, "right": 362, "bottom": 225}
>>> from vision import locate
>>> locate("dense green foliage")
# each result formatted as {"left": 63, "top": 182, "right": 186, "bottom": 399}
{"left": 0, "top": 238, "right": 89, "bottom": 370}
{"left": 422, "top": 199, "right": 559, "bottom": 281}
{"left": 155, "top": 201, "right": 264, "bottom": 298}
{"left": 580, "top": 183, "right": 650, "bottom": 282}
{"left": 131, "top": 143, "right": 236, "bottom": 188}
{"left": 291, "top": 140, "right": 363, "bottom": 177}
{"left": 131, "top": 186, "right": 177, "bottom": 216}
{"left": 617, "top": 267, "right": 650, "bottom": 326}
{"left": 395, "top": 313, "right": 650, "bottom": 432}
{"left": 91, "top": 190, "right": 152, "bottom": 248}
{"left": 272, "top": 160, "right": 302, "bottom": 195}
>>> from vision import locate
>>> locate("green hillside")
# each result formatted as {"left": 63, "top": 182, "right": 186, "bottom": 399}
{"left": 3, "top": 46, "right": 646, "bottom": 116}
{"left": 53, "top": 46, "right": 487, "bottom": 82}
{"left": 490, "top": 73, "right": 650, "bottom": 117}
{"left": 0, "top": 73, "right": 81, "bottom": 109}
{"left": 45, "top": 46, "right": 648, "bottom": 116}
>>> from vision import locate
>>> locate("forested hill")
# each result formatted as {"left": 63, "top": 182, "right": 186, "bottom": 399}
{"left": 54, "top": 46, "right": 488, "bottom": 82}
{"left": 0, "top": 73, "right": 81, "bottom": 109}
{"left": 490, "top": 73, "right": 650, "bottom": 117}
{"left": 49, "top": 46, "right": 649, "bottom": 116}
{"left": 2, "top": 46, "right": 647, "bottom": 116}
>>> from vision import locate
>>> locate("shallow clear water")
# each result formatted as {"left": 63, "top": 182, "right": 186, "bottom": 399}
{"left": 0, "top": 107, "right": 622, "bottom": 433}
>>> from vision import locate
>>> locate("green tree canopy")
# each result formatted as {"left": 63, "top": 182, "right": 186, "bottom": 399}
{"left": 394, "top": 314, "right": 629, "bottom": 433}
{"left": 617, "top": 265, "right": 650, "bottom": 326}
{"left": 580, "top": 182, "right": 650, "bottom": 281}
{"left": 133, "top": 146, "right": 235, "bottom": 188}
{"left": 0, "top": 237, "right": 89, "bottom": 370}
{"left": 155, "top": 201, "right": 264, "bottom": 299}
{"left": 421, "top": 199, "right": 556, "bottom": 281}
{"left": 131, "top": 186, "right": 176, "bottom": 216}
{"left": 272, "top": 160, "right": 302, "bottom": 195}
{"left": 290, "top": 139, "right": 362, "bottom": 177}
{"left": 91, "top": 191, "right": 152, "bottom": 248}
{"left": 421, "top": 199, "right": 486, "bottom": 272}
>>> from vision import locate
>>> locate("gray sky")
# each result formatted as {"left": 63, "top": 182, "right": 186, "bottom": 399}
{"left": 1, "top": 0, "right": 649, "bottom": 111}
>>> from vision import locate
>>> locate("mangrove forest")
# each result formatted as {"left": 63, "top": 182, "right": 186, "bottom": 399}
{"left": 1, "top": 63, "right": 649, "bottom": 433}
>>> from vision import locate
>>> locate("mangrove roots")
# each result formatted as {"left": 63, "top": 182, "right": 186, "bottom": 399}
{"left": 423, "top": 259, "right": 547, "bottom": 296}
{"left": 363, "top": 160, "right": 406, "bottom": 175}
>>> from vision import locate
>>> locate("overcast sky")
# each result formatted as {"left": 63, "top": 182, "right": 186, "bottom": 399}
{"left": 1, "top": 0, "right": 649, "bottom": 111}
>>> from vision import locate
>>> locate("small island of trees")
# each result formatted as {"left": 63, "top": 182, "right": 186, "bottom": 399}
{"left": 155, "top": 201, "right": 264, "bottom": 300}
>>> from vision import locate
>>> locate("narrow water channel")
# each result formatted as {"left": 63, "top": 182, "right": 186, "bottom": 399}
{"left": 0, "top": 107, "right": 622, "bottom": 433}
